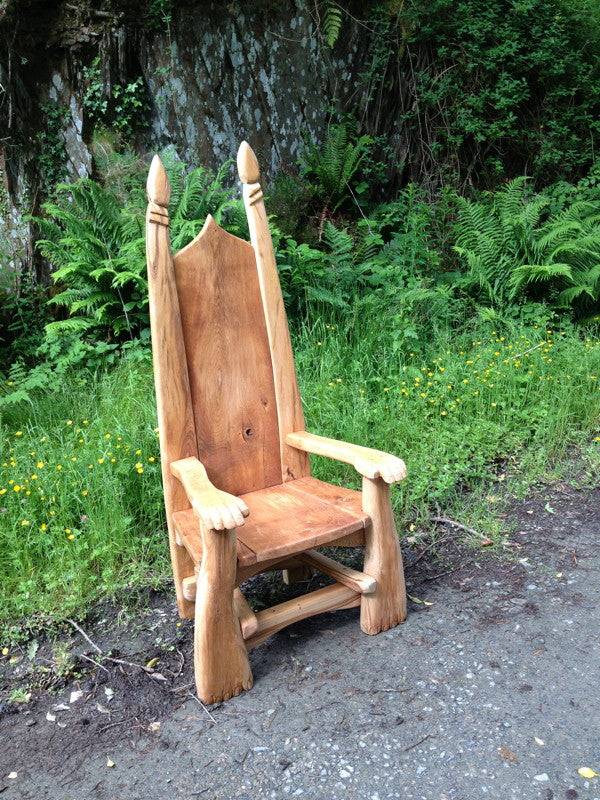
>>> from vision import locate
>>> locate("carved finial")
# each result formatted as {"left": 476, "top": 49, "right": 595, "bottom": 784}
{"left": 237, "top": 141, "right": 260, "bottom": 184}
{"left": 147, "top": 154, "right": 171, "bottom": 207}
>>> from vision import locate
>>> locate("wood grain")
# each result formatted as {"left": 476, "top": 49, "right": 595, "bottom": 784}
{"left": 171, "top": 456, "right": 249, "bottom": 530}
{"left": 233, "top": 588, "right": 259, "bottom": 638}
{"left": 172, "top": 508, "right": 256, "bottom": 565}
{"left": 238, "top": 141, "right": 309, "bottom": 483}
{"left": 173, "top": 215, "right": 282, "bottom": 496}
{"left": 286, "top": 431, "right": 407, "bottom": 483}
{"left": 360, "top": 477, "right": 407, "bottom": 634}
{"left": 296, "top": 549, "right": 377, "bottom": 594}
{"left": 146, "top": 155, "right": 197, "bottom": 619}
{"left": 236, "top": 477, "right": 368, "bottom": 563}
{"left": 245, "top": 583, "right": 361, "bottom": 650}
{"left": 194, "top": 525, "right": 253, "bottom": 703}
{"left": 173, "top": 476, "right": 367, "bottom": 566}
{"left": 181, "top": 581, "right": 259, "bottom": 639}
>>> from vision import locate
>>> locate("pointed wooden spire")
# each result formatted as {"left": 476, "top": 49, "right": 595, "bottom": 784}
{"left": 238, "top": 140, "right": 309, "bottom": 483}
{"left": 147, "top": 154, "right": 171, "bottom": 207}
{"left": 237, "top": 141, "right": 260, "bottom": 185}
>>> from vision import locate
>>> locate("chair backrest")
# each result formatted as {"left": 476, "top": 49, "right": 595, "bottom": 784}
{"left": 146, "top": 143, "right": 309, "bottom": 502}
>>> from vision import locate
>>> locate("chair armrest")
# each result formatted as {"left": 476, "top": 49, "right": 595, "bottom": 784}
{"left": 170, "top": 457, "right": 249, "bottom": 531}
{"left": 285, "top": 431, "right": 407, "bottom": 484}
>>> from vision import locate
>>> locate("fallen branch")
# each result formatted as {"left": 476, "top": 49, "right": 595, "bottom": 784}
{"left": 187, "top": 692, "right": 217, "bottom": 724}
{"left": 431, "top": 516, "right": 480, "bottom": 538}
{"left": 403, "top": 733, "right": 433, "bottom": 752}
{"left": 66, "top": 618, "right": 103, "bottom": 654}
{"left": 78, "top": 652, "right": 110, "bottom": 674}
{"left": 67, "top": 618, "right": 161, "bottom": 676}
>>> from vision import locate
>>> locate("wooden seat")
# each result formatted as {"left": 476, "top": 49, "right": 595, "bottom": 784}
{"left": 172, "top": 476, "right": 369, "bottom": 567}
{"left": 146, "top": 141, "right": 408, "bottom": 705}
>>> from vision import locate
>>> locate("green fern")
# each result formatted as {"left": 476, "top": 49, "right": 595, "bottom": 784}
{"left": 300, "top": 124, "right": 373, "bottom": 214}
{"left": 29, "top": 157, "right": 244, "bottom": 368}
{"left": 321, "top": 1, "right": 342, "bottom": 48}
{"left": 453, "top": 178, "right": 600, "bottom": 315}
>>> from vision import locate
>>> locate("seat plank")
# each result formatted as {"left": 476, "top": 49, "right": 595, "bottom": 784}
{"left": 173, "top": 510, "right": 257, "bottom": 566}
{"left": 172, "top": 477, "right": 368, "bottom": 568}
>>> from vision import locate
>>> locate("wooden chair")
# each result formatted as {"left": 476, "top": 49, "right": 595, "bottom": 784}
{"left": 145, "top": 142, "right": 408, "bottom": 704}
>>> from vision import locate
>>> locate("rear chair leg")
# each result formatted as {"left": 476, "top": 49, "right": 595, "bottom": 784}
{"left": 282, "top": 563, "right": 313, "bottom": 585}
{"left": 194, "top": 525, "right": 253, "bottom": 704}
{"left": 360, "top": 477, "right": 407, "bottom": 634}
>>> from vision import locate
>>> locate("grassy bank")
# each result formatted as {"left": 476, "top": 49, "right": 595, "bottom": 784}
{"left": 1, "top": 317, "right": 598, "bottom": 631}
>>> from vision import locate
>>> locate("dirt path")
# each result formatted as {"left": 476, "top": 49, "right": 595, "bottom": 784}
{"left": 1, "top": 483, "right": 599, "bottom": 800}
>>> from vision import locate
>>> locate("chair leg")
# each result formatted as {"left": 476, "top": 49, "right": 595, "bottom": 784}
{"left": 194, "top": 525, "right": 253, "bottom": 704}
{"left": 360, "top": 477, "right": 407, "bottom": 635}
{"left": 282, "top": 563, "right": 313, "bottom": 585}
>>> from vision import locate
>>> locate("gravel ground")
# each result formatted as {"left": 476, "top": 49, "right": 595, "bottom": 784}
{"left": 1, "top": 483, "right": 599, "bottom": 800}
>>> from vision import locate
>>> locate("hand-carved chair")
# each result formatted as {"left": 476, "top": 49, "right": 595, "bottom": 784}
{"left": 145, "top": 142, "right": 408, "bottom": 704}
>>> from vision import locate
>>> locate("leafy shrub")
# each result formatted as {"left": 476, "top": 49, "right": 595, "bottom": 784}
{"left": 300, "top": 123, "right": 374, "bottom": 220}
{"left": 452, "top": 178, "right": 600, "bottom": 317}
{"left": 0, "top": 272, "right": 50, "bottom": 369}
{"left": 83, "top": 58, "right": 148, "bottom": 141}
{"left": 28, "top": 158, "right": 244, "bottom": 370}
{"left": 358, "top": 0, "right": 600, "bottom": 188}
{"left": 276, "top": 182, "right": 457, "bottom": 346}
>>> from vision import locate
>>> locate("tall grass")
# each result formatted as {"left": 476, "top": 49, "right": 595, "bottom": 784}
{"left": 1, "top": 317, "right": 598, "bottom": 629}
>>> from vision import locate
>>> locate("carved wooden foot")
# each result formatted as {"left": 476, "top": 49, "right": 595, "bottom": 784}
{"left": 194, "top": 526, "right": 253, "bottom": 704}
{"left": 360, "top": 477, "right": 407, "bottom": 635}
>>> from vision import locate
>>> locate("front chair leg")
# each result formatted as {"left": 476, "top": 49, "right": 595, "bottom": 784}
{"left": 194, "top": 524, "right": 253, "bottom": 704}
{"left": 360, "top": 477, "right": 407, "bottom": 634}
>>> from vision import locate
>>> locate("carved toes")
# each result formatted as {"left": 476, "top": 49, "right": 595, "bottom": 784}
{"left": 360, "top": 608, "right": 407, "bottom": 635}
{"left": 200, "top": 676, "right": 254, "bottom": 705}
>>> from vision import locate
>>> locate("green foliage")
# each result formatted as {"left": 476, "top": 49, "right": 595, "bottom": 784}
{"left": 0, "top": 273, "right": 50, "bottom": 369}
{"left": 34, "top": 179, "right": 148, "bottom": 362}
{"left": 0, "top": 359, "right": 167, "bottom": 624}
{"left": 361, "top": 0, "right": 600, "bottom": 187}
{"left": 147, "top": 0, "right": 172, "bottom": 28}
{"left": 34, "top": 103, "right": 69, "bottom": 193}
{"left": 300, "top": 123, "right": 374, "bottom": 214}
{"left": 275, "top": 183, "right": 454, "bottom": 345}
{"left": 452, "top": 178, "right": 600, "bottom": 316}
{"left": 321, "top": 0, "right": 343, "bottom": 47}
{"left": 82, "top": 58, "right": 148, "bottom": 141}
{"left": 27, "top": 157, "right": 243, "bottom": 371}
{"left": 163, "top": 157, "right": 246, "bottom": 249}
